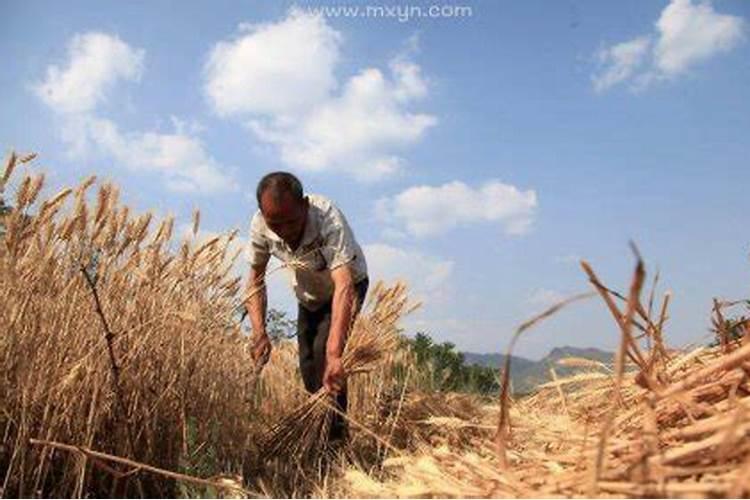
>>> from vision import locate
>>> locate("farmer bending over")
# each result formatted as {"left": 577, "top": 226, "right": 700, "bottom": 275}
{"left": 245, "top": 172, "right": 369, "bottom": 440}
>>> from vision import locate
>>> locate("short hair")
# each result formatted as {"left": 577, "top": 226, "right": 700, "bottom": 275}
{"left": 256, "top": 172, "right": 304, "bottom": 206}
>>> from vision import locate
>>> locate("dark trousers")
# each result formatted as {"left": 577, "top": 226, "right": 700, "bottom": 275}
{"left": 297, "top": 277, "right": 369, "bottom": 439}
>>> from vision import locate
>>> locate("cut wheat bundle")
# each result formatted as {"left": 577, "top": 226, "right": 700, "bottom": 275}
{"left": 255, "top": 281, "right": 417, "bottom": 465}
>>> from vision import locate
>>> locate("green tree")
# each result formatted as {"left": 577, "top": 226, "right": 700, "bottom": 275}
{"left": 237, "top": 306, "right": 297, "bottom": 341}
{"left": 265, "top": 309, "right": 296, "bottom": 341}
{"left": 404, "top": 332, "right": 499, "bottom": 394}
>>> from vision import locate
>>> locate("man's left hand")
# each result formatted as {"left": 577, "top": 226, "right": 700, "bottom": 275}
{"left": 323, "top": 355, "right": 345, "bottom": 394}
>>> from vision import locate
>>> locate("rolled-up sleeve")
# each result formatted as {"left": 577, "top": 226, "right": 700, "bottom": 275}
{"left": 320, "top": 205, "right": 357, "bottom": 271}
{"left": 246, "top": 212, "right": 271, "bottom": 268}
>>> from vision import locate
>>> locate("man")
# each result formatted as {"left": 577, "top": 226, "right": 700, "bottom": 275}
{"left": 245, "top": 172, "right": 368, "bottom": 439}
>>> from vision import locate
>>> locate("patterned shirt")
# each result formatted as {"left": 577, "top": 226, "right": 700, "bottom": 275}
{"left": 245, "top": 194, "right": 368, "bottom": 310}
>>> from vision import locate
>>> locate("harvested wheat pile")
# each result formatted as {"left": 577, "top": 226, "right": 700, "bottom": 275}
{"left": 334, "top": 253, "right": 750, "bottom": 498}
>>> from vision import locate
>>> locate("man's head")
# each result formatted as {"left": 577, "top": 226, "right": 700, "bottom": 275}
{"left": 256, "top": 172, "right": 308, "bottom": 246}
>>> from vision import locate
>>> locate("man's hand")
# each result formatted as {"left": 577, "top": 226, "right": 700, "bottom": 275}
{"left": 246, "top": 264, "right": 271, "bottom": 371}
{"left": 252, "top": 333, "right": 272, "bottom": 369}
{"left": 324, "top": 264, "right": 355, "bottom": 395}
{"left": 323, "top": 355, "right": 345, "bottom": 394}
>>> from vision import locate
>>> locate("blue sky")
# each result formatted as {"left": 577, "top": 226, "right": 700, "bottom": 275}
{"left": 2, "top": 0, "right": 749, "bottom": 358}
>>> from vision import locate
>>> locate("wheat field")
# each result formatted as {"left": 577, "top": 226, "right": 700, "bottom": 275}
{"left": 2, "top": 152, "right": 750, "bottom": 498}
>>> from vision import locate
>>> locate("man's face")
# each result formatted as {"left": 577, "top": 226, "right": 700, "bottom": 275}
{"left": 260, "top": 190, "right": 307, "bottom": 246}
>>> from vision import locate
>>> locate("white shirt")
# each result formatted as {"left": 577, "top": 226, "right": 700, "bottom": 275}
{"left": 245, "top": 194, "right": 368, "bottom": 310}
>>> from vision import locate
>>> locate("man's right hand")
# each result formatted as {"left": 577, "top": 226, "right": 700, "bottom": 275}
{"left": 252, "top": 333, "right": 272, "bottom": 368}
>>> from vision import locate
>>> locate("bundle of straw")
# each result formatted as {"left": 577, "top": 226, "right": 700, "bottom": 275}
{"left": 256, "top": 281, "right": 417, "bottom": 464}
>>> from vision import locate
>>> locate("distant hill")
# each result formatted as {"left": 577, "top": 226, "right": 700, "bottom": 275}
{"left": 461, "top": 352, "right": 536, "bottom": 371}
{"left": 463, "top": 346, "right": 613, "bottom": 395}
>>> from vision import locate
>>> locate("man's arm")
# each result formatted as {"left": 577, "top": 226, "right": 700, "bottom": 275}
{"left": 323, "top": 264, "right": 356, "bottom": 393}
{"left": 246, "top": 262, "right": 271, "bottom": 365}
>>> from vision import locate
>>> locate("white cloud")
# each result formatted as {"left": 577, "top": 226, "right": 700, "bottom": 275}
{"left": 375, "top": 180, "right": 538, "bottom": 237}
{"left": 33, "top": 32, "right": 144, "bottom": 114}
{"left": 170, "top": 116, "right": 207, "bottom": 136}
{"left": 34, "top": 31, "right": 236, "bottom": 194}
{"left": 363, "top": 243, "right": 454, "bottom": 304}
{"left": 653, "top": 0, "right": 745, "bottom": 75}
{"left": 81, "top": 117, "right": 237, "bottom": 193}
{"left": 204, "top": 10, "right": 341, "bottom": 117}
{"left": 593, "top": 0, "right": 745, "bottom": 92}
{"left": 249, "top": 63, "right": 436, "bottom": 181}
{"left": 593, "top": 36, "right": 652, "bottom": 92}
{"left": 204, "top": 9, "right": 436, "bottom": 181}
